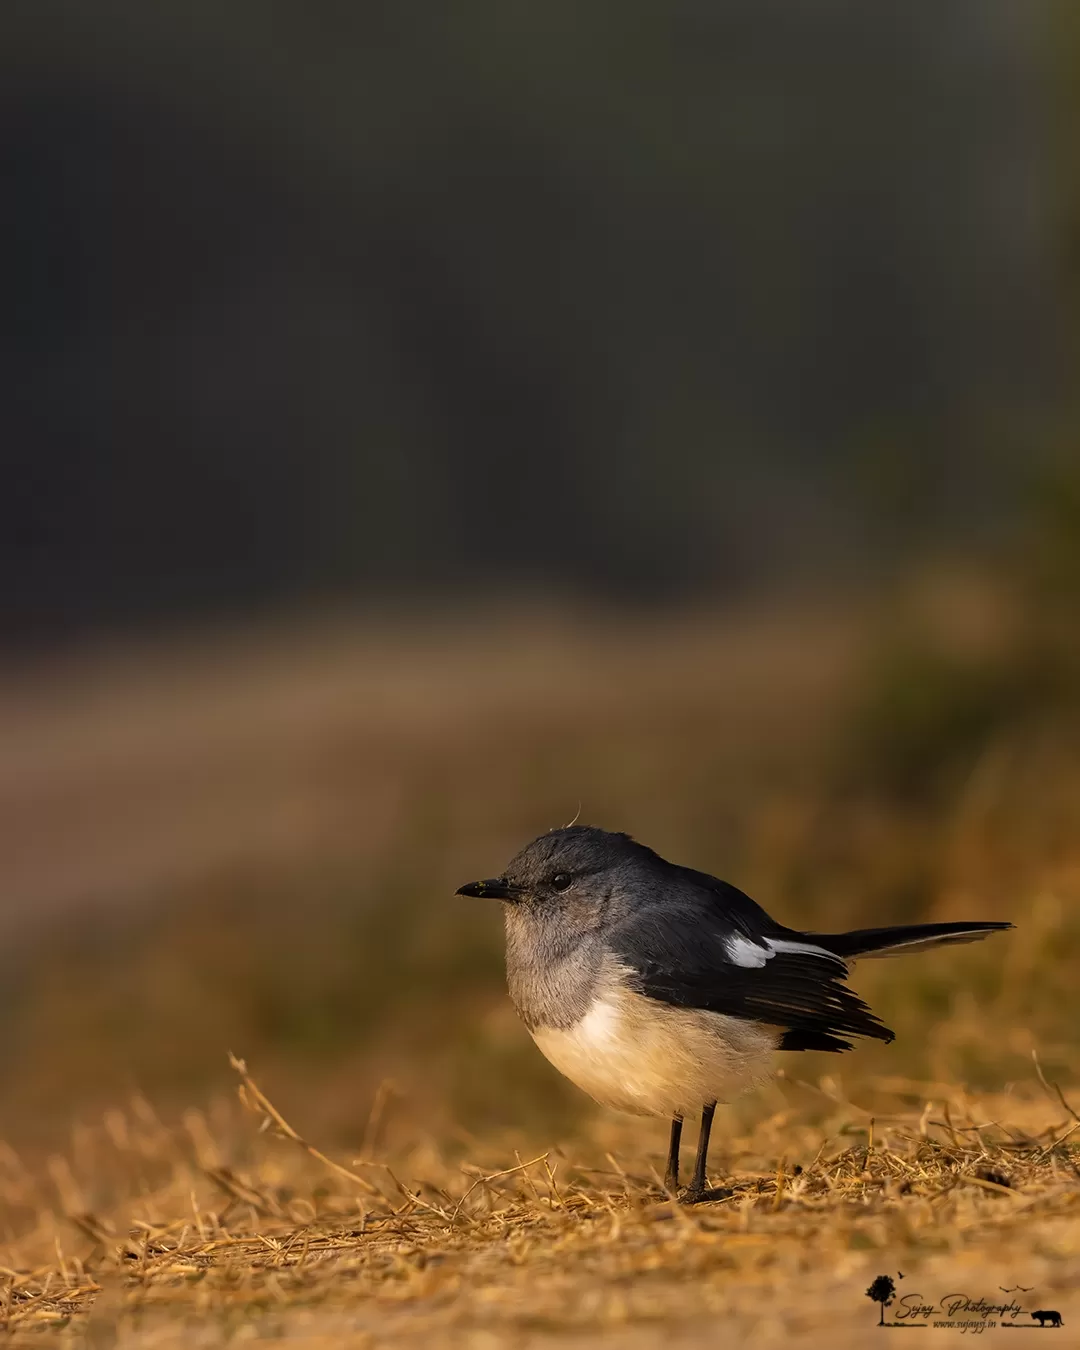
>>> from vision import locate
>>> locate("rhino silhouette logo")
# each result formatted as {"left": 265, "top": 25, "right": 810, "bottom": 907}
{"left": 1032, "top": 1310, "right": 1064, "bottom": 1327}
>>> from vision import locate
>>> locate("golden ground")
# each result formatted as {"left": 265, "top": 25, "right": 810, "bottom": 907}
{"left": 3, "top": 1057, "right": 1078, "bottom": 1348}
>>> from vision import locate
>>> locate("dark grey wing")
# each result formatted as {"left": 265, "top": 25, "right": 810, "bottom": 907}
{"left": 610, "top": 877, "right": 894, "bottom": 1052}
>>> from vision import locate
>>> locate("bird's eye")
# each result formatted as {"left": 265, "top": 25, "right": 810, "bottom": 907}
{"left": 551, "top": 872, "right": 573, "bottom": 892}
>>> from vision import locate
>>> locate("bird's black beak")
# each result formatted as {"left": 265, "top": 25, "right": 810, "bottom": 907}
{"left": 455, "top": 877, "right": 522, "bottom": 901}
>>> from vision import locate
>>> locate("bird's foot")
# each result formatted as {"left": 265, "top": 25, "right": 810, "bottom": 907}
{"left": 679, "top": 1184, "right": 733, "bottom": 1205}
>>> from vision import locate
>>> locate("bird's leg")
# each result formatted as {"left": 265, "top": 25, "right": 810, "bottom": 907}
{"left": 687, "top": 1101, "right": 715, "bottom": 1198}
{"left": 664, "top": 1115, "right": 683, "bottom": 1192}
{"left": 682, "top": 1101, "right": 730, "bottom": 1203}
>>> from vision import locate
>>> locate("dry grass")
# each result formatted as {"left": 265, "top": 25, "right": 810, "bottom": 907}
{"left": 3, "top": 1057, "right": 1079, "bottom": 1347}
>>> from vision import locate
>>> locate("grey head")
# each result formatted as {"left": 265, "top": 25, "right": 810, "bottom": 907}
{"left": 456, "top": 825, "right": 666, "bottom": 1029}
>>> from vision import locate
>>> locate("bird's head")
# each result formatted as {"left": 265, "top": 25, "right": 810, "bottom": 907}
{"left": 456, "top": 825, "right": 659, "bottom": 924}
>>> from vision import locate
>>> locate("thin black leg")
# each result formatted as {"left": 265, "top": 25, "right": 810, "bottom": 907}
{"left": 689, "top": 1101, "right": 715, "bottom": 1196}
{"left": 679, "top": 1100, "right": 734, "bottom": 1204}
{"left": 664, "top": 1115, "right": 682, "bottom": 1192}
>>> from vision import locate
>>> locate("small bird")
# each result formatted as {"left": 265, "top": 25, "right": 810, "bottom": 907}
{"left": 457, "top": 825, "right": 1012, "bottom": 1203}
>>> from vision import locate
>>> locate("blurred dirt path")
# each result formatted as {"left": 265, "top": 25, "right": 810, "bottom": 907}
{"left": 0, "top": 604, "right": 863, "bottom": 926}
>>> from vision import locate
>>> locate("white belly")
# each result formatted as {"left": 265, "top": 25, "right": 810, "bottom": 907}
{"left": 531, "top": 988, "right": 778, "bottom": 1117}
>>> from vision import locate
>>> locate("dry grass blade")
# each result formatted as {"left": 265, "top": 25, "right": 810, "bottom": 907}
{"left": 228, "top": 1052, "right": 383, "bottom": 1197}
{"left": 1032, "top": 1049, "right": 1080, "bottom": 1124}
{"left": 1036, "top": 1120, "right": 1080, "bottom": 1159}
{"left": 448, "top": 1153, "right": 549, "bottom": 1228}
{"left": 956, "top": 1173, "right": 1025, "bottom": 1199}
{"left": 359, "top": 1077, "right": 398, "bottom": 1159}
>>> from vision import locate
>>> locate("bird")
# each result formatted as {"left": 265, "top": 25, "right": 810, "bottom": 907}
{"left": 456, "top": 825, "right": 1013, "bottom": 1203}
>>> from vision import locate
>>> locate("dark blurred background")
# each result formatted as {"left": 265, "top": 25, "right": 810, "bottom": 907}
{"left": 2, "top": 1, "right": 1073, "bottom": 642}
{"left": 3, "top": 2, "right": 1080, "bottom": 1148}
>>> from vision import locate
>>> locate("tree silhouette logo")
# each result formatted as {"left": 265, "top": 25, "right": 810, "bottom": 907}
{"left": 867, "top": 1275, "right": 897, "bottom": 1326}
{"left": 862, "top": 1272, "right": 1064, "bottom": 1329}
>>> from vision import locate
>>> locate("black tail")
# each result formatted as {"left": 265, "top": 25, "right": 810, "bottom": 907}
{"left": 814, "top": 921, "right": 1013, "bottom": 961}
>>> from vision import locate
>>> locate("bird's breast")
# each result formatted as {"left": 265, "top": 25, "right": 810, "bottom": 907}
{"left": 530, "top": 983, "right": 779, "bottom": 1118}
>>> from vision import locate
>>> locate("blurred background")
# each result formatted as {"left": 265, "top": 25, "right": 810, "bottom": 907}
{"left": 3, "top": 1, "right": 1080, "bottom": 1155}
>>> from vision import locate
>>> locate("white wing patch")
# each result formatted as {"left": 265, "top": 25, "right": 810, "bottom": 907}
{"left": 724, "top": 934, "right": 771, "bottom": 968}
{"left": 723, "top": 933, "right": 845, "bottom": 969}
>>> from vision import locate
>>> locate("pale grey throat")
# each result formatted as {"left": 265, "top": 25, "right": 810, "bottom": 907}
{"left": 503, "top": 900, "right": 605, "bottom": 1031}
